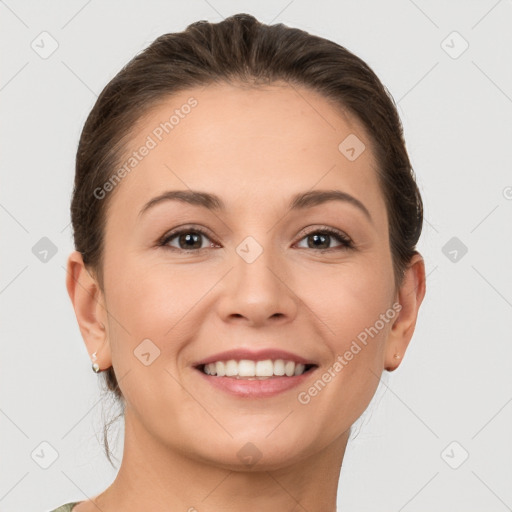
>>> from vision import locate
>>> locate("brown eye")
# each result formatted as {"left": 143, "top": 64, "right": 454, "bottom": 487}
{"left": 160, "top": 228, "right": 216, "bottom": 251}
{"left": 295, "top": 228, "right": 354, "bottom": 251}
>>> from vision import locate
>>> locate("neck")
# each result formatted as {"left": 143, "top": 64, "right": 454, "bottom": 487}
{"left": 95, "top": 407, "right": 350, "bottom": 512}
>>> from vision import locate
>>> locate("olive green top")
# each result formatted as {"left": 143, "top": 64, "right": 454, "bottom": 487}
{"left": 48, "top": 502, "right": 80, "bottom": 512}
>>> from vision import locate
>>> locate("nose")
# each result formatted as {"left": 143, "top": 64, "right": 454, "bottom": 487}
{"left": 216, "top": 239, "right": 299, "bottom": 328}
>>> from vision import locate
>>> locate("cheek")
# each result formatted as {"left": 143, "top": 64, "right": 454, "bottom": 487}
{"left": 106, "top": 253, "right": 195, "bottom": 326}
{"left": 295, "top": 288, "right": 394, "bottom": 442}
{"left": 308, "top": 259, "right": 395, "bottom": 398}
{"left": 293, "top": 254, "right": 394, "bottom": 413}
{"left": 102, "top": 261, "right": 198, "bottom": 412}
{"left": 298, "top": 255, "right": 395, "bottom": 345}
{"left": 104, "top": 257, "right": 208, "bottom": 368}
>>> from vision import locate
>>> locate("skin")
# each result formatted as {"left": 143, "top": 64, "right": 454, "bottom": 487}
{"left": 66, "top": 82, "right": 425, "bottom": 512}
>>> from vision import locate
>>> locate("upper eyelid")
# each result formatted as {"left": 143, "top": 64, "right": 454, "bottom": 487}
{"left": 161, "top": 224, "right": 216, "bottom": 241}
{"left": 295, "top": 225, "right": 351, "bottom": 240}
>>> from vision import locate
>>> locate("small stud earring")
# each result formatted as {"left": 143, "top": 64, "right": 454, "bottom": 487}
{"left": 393, "top": 353, "right": 401, "bottom": 360}
{"left": 91, "top": 351, "right": 100, "bottom": 373}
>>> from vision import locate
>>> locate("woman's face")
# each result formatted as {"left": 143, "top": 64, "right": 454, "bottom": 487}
{"left": 85, "top": 82, "right": 414, "bottom": 469}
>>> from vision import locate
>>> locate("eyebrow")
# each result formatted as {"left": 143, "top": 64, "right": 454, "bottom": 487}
{"left": 138, "top": 189, "right": 372, "bottom": 223}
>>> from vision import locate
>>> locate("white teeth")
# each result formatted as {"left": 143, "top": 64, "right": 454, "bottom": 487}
{"left": 201, "top": 359, "right": 311, "bottom": 378}
{"left": 225, "top": 360, "right": 238, "bottom": 377}
{"left": 294, "top": 363, "right": 305, "bottom": 376}
{"left": 284, "top": 360, "right": 295, "bottom": 377}
{"left": 216, "top": 361, "right": 226, "bottom": 377}
{"left": 255, "top": 360, "right": 274, "bottom": 377}
{"left": 238, "top": 360, "right": 255, "bottom": 377}
{"left": 273, "top": 359, "right": 285, "bottom": 376}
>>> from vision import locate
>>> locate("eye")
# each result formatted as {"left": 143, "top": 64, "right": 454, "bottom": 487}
{"left": 158, "top": 226, "right": 218, "bottom": 251}
{"left": 295, "top": 227, "right": 354, "bottom": 251}
{"left": 158, "top": 225, "right": 354, "bottom": 253}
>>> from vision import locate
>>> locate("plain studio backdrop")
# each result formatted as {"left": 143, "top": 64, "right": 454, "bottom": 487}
{"left": 1, "top": 1, "right": 511, "bottom": 511}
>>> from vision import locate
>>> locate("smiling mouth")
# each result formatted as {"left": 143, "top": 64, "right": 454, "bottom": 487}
{"left": 196, "top": 359, "right": 317, "bottom": 379}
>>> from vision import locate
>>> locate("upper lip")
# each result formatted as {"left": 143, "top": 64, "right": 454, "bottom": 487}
{"left": 193, "top": 348, "right": 318, "bottom": 367}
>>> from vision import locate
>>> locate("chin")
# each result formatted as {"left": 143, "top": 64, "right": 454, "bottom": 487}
{"left": 185, "top": 429, "right": 317, "bottom": 472}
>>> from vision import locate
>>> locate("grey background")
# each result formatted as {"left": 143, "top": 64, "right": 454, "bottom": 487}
{"left": 1, "top": 1, "right": 511, "bottom": 511}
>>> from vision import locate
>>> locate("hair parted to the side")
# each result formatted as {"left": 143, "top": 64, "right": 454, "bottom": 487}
{"left": 70, "top": 13, "right": 423, "bottom": 465}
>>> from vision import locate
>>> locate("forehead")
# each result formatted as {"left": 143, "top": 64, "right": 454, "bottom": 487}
{"left": 107, "top": 82, "right": 386, "bottom": 226}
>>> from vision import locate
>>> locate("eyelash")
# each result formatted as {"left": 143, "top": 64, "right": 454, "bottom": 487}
{"left": 157, "top": 225, "right": 355, "bottom": 253}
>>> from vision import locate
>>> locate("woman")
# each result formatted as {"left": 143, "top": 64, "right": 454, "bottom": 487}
{"left": 55, "top": 12, "right": 425, "bottom": 511}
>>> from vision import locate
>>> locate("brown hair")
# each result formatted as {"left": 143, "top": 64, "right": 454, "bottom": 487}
{"left": 71, "top": 13, "right": 423, "bottom": 465}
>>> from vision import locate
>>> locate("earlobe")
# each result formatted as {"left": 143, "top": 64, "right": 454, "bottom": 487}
{"left": 384, "top": 253, "right": 426, "bottom": 372}
{"left": 65, "top": 250, "right": 112, "bottom": 371}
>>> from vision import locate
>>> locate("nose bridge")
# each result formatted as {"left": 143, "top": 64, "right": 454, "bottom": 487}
{"left": 235, "top": 234, "right": 279, "bottom": 290}
{"left": 218, "top": 232, "right": 298, "bottom": 325}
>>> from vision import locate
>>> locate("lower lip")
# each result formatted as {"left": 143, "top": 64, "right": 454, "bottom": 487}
{"left": 195, "top": 368, "right": 316, "bottom": 398}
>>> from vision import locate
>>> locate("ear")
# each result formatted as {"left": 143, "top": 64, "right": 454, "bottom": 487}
{"left": 384, "top": 253, "right": 426, "bottom": 372}
{"left": 65, "top": 250, "right": 112, "bottom": 372}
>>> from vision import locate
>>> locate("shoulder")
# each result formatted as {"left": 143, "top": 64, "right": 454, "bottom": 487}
{"left": 47, "top": 502, "right": 81, "bottom": 512}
